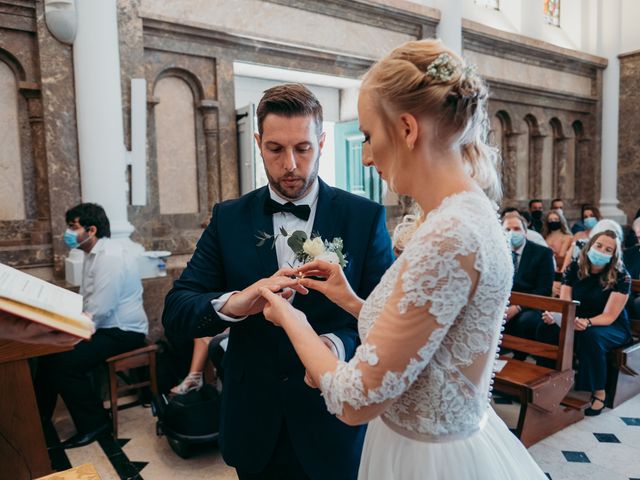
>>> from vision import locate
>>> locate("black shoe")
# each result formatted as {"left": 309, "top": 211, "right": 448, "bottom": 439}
{"left": 585, "top": 394, "right": 606, "bottom": 416}
{"left": 60, "top": 423, "right": 111, "bottom": 449}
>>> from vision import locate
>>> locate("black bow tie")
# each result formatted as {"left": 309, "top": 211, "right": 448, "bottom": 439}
{"left": 264, "top": 197, "right": 311, "bottom": 221}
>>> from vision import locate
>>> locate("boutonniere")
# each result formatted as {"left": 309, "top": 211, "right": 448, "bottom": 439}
{"left": 256, "top": 227, "right": 348, "bottom": 268}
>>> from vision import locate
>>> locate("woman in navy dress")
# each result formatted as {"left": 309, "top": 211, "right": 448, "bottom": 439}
{"left": 536, "top": 230, "right": 631, "bottom": 415}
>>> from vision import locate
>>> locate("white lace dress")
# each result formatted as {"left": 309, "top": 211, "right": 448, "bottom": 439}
{"left": 320, "top": 191, "right": 547, "bottom": 479}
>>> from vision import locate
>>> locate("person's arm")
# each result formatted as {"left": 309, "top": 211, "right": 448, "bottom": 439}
{"left": 586, "top": 292, "right": 628, "bottom": 327}
{"left": 162, "top": 205, "right": 303, "bottom": 343}
{"left": 261, "top": 225, "right": 478, "bottom": 425}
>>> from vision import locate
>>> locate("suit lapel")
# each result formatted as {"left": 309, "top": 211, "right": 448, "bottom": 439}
{"left": 515, "top": 242, "right": 532, "bottom": 283}
{"left": 312, "top": 179, "right": 338, "bottom": 243}
{"left": 251, "top": 187, "right": 279, "bottom": 277}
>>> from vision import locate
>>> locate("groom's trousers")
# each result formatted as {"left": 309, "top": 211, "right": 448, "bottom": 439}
{"left": 235, "top": 421, "right": 310, "bottom": 480}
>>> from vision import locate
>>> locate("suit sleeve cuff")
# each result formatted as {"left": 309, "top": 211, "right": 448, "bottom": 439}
{"left": 320, "top": 333, "right": 346, "bottom": 361}
{"left": 211, "top": 292, "right": 247, "bottom": 322}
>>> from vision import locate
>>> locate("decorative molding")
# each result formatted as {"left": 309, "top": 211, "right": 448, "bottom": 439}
{"left": 488, "top": 78, "right": 597, "bottom": 113}
{"left": 0, "top": 1, "right": 36, "bottom": 32}
{"left": 462, "top": 20, "right": 606, "bottom": 78}
{"left": 264, "top": 0, "right": 439, "bottom": 38}
{"left": 142, "top": 15, "right": 375, "bottom": 75}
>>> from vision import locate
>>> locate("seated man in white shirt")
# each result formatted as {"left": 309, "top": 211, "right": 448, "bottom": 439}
{"left": 34, "top": 203, "right": 148, "bottom": 448}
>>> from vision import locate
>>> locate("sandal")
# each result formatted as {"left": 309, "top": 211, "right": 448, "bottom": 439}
{"left": 585, "top": 394, "right": 606, "bottom": 416}
{"left": 170, "top": 372, "right": 203, "bottom": 395}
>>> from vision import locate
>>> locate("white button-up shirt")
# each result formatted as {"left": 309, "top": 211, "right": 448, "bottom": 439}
{"left": 81, "top": 238, "right": 148, "bottom": 335}
{"left": 211, "top": 180, "right": 344, "bottom": 359}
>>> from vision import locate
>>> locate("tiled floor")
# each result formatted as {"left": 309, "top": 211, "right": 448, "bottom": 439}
{"left": 48, "top": 393, "right": 640, "bottom": 479}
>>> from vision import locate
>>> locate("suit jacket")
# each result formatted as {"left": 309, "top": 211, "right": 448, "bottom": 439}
{"left": 163, "top": 179, "right": 394, "bottom": 479}
{"left": 623, "top": 246, "right": 640, "bottom": 280}
{"left": 513, "top": 240, "right": 555, "bottom": 297}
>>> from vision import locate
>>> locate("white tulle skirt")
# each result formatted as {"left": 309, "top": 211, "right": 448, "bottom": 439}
{"left": 358, "top": 408, "right": 547, "bottom": 480}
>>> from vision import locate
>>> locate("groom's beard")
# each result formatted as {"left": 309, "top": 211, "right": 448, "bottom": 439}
{"left": 266, "top": 157, "right": 320, "bottom": 201}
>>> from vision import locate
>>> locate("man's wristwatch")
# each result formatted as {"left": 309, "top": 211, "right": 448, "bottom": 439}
{"left": 586, "top": 318, "right": 592, "bottom": 328}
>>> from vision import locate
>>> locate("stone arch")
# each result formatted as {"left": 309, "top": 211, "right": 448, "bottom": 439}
{"left": 524, "top": 114, "right": 543, "bottom": 199}
{"left": 153, "top": 74, "right": 200, "bottom": 214}
{"left": 549, "top": 117, "right": 567, "bottom": 199}
{"left": 495, "top": 110, "right": 517, "bottom": 200}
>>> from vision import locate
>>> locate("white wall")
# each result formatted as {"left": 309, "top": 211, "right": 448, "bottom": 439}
{"left": 621, "top": 0, "right": 640, "bottom": 53}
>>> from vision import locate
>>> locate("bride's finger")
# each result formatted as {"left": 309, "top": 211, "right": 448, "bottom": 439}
{"left": 299, "top": 277, "right": 327, "bottom": 294}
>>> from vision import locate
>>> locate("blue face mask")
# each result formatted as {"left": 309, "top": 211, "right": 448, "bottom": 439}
{"left": 64, "top": 228, "right": 91, "bottom": 249}
{"left": 587, "top": 247, "right": 612, "bottom": 267}
{"left": 509, "top": 231, "right": 526, "bottom": 249}
{"left": 584, "top": 217, "right": 598, "bottom": 230}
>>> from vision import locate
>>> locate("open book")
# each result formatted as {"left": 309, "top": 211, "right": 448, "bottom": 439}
{"left": 0, "top": 263, "right": 94, "bottom": 340}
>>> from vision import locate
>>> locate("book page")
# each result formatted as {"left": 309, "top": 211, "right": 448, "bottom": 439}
{"left": 0, "top": 263, "right": 82, "bottom": 318}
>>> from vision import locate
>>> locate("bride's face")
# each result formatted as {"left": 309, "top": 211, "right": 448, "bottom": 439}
{"left": 358, "top": 90, "right": 408, "bottom": 195}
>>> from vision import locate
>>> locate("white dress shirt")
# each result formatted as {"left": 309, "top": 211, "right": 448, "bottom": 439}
{"left": 211, "top": 180, "right": 345, "bottom": 360}
{"left": 81, "top": 237, "right": 148, "bottom": 335}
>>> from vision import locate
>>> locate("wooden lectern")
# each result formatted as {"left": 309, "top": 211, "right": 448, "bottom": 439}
{"left": 0, "top": 340, "right": 72, "bottom": 479}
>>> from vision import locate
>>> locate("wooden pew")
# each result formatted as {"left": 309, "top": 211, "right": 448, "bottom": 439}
{"left": 606, "top": 278, "right": 640, "bottom": 408}
{"left": 494, "top": 292, "right": 587, "bottom": 447}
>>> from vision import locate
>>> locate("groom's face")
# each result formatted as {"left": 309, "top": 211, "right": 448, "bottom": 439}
{"left": 255, "top": 113, "right": 325, "bottom": 200}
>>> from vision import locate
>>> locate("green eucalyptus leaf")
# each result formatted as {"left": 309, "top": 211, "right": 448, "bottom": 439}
{"left": 287, "top": 230, "right": 307, "bottom": 254}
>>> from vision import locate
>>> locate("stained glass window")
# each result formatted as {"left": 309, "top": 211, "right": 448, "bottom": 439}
{"left": 475, "top": 0, "right": 499, "bottom": 9}
{"left": 544, "top": 0, "right": 560, "bottom": 26}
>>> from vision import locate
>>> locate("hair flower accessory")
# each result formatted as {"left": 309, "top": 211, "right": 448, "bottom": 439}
{"left": 425, "top": 53, "right": 457, "bottom": 82}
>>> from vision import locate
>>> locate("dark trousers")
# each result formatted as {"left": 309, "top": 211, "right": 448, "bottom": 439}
{"left": 236, "top": 421, "right": 310, "bottom": 480}
{"left": 536, "top": 322, "right": 630, "bottom": 391}
{"left": 34, "top": 327, "right": 145, "bottom": 433}
{"left": 504, "top": 309, "right": 543, "bottom": 359}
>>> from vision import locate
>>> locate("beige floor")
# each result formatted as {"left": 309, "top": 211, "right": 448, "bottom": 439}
{"left": 50, "top": 392, "right": 640, "bottom": 479}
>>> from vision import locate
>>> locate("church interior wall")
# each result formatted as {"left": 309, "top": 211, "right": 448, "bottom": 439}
{"left": 617, "top": 50, "right": 640, "bottom": 221}
{"left": 0, "top": 0, "right": 626, "bottom": 291}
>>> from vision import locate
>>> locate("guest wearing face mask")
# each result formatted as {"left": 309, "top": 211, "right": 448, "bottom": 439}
{"left": 573, "top": 205, "right": 601, "bottom": 240}
{"left": 34, "top": 203, "right": 148, "bottom": 448}
{"left": 528, "top": 199, "right": 544, "bottom": 233}
{"left": 551, "top": 198, "right": 564, "bottom": 217}
{"left": 542, "top": 209, "right": 573, "bottom": 270}
{"left": 502, "top": 212, "right": 555, "bottom": 351}
{"left": 537, "top": 230, "right": 631, "bottom": 416}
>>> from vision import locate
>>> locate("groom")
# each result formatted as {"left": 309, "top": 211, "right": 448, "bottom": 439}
{"left": 163, "top": 84, "right": 394, "bottom": 479}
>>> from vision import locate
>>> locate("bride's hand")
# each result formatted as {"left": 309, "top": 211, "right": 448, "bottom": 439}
{"left": 258, "top": 287, "right": 307, "bottom": 328}
{"left": 296, "top": 260, "right": 363, "bottom": 316}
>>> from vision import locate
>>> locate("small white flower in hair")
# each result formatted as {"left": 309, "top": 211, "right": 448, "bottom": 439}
{"left": 425, "top": 53, "right": 457, "bottom": 82}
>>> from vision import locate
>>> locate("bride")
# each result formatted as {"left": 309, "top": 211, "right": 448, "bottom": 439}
{"left": 258, "top": 39, "right": 547, "bottom": 479}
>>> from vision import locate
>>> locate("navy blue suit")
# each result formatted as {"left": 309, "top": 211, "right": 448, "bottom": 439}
{"left": 505, "top": 240, "right": 555, "bottom": 342}
{"left": 163, "top": 179, "right": 394, "bottom": 479}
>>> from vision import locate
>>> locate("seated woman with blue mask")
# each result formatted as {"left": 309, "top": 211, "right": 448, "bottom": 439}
{"left": 536, "top": 230, "right": 632, "bottom": 416}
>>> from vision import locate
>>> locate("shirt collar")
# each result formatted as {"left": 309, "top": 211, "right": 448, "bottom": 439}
{"left": 88, "top": 237, "right": 107, "bottom": 256}
{"left": 268, "top": 178, "right": 319, "bottom": 207}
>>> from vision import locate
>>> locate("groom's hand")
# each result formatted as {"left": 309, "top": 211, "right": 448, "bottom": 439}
{"left": 220, "top": 269, "right": 308, "bottom": 318}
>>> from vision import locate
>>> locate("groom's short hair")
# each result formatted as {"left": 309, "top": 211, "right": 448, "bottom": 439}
{"left": 256, "top": 84, "right": 323, "bottom": 137}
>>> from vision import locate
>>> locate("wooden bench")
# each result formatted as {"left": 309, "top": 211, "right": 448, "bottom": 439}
{"left": 606, "top": 279, "right": 640, "bottom": 408}
{"left": 494, "top": 292, "right": 587, "bottom": 447}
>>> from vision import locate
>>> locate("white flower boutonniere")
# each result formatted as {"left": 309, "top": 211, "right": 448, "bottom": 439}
{"left": 256, "top": 227, "right": 348, "bottom": 268}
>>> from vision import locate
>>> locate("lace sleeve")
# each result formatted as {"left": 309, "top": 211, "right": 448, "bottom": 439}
{"left": 319, "top": 221, "right": 479, "bottom": 415}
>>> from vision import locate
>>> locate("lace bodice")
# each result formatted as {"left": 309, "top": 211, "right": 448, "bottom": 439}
{"left": 319, "top": 191, "right": 513, "bottom": 437}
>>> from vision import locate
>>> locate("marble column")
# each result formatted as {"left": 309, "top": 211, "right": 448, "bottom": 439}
{"left": 73, "top": 0, "right": 136, "bottom": 239}
{"left": 597, "top": 0, "right": 626, "bottom": 221}
{"left": 436, "top": 0, "right": 461, "bottom": 54}
{"left": 199, "top": 100, "right": 222, "bottom": 209}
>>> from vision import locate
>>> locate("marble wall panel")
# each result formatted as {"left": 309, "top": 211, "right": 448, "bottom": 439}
{"left": 141, "top": 0, "right": 414, "bottom": 59}
{"left": 154, "top": 76, "right": 200, "bottom": 214}
{"left": 35, "top": 0, "right": 81, "bottom": 275}
{"left": 617, "top": 51, "right": 640, "bottom": 221}
{"left": 464, "top": 50, "right": 593, "bottom": 98}
{"left": 0, "top": 60, "right": 26, "bottom": 220}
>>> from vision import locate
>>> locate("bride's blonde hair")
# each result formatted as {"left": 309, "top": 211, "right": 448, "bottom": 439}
{"left": 361, "top": 39, "right": 502, "bottom": 203}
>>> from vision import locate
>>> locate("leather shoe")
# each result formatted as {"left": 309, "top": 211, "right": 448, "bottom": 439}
{"left": 61, "top": 423, "right": 111, "bottom": 449}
